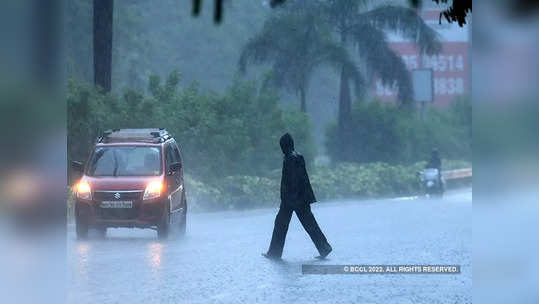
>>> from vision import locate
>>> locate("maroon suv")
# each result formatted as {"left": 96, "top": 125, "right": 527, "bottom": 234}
{"left": 72, "top": 129, "right": 187, "bottom": 239}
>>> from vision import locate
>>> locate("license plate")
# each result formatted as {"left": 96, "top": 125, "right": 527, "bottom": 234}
{"left": 100, "top": 201, "right": 133, "bottom": 208}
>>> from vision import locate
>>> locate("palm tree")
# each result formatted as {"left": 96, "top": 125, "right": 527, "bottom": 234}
{"left": 239, "top": 4, "right": 361, "bottom": 113}
{"left": 319, "top": 0, "right": 441, "bottom": 136}
{"left": 93, "top": 0, "right": 114, "bottom": 92}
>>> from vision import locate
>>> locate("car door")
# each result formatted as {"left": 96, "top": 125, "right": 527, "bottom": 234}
{"left": 171, "top": 143, "right": 184, "bottom": 206}
{"left": 164, "top": 143, "right": 181, "bottom": 212}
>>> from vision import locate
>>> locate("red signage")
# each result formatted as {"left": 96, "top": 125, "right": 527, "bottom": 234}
{"left": 374, "top": 10, "right": 470, "bottom": 107}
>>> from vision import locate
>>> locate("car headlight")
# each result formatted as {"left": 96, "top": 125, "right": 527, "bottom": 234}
{"left": 143, "top": 181, "right": 163, "bottom": 200}
{"left": 76, "top": 181, "right": 92, "bottom": 200}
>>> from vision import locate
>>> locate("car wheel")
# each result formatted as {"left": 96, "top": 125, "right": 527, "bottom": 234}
{"left": 179, "top": 195, "right": 187, "bottom": 236}
{"left": 157, "top": 203, "right": 170, "bottom": 240}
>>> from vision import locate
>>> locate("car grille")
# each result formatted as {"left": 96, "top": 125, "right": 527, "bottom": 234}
{"left": 93, "top": 190, "right": 143, "bottom": 201}
{"left": 93, "top": 191, "right": 143, "bottom": 220}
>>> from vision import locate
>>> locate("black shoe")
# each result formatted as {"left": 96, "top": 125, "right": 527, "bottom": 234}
{"left": 315, "top": 245, "right": 332, "bottom": 259}
{"left": 262, "top": 252, "right": 281, "bottom": 260}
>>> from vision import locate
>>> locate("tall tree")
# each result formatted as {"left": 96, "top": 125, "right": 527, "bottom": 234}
{"left": 93, "top": 0, "right": 114, "bottom": 92}
{"left": 239, "top": 4, "right": 361, "bottom": 113}
{"left": 319, "top": 0, "right": 441, "bottom": 153}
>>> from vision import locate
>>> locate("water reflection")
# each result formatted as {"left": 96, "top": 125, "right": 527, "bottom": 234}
{"left": 76, "top": 242, "right": 89, "bottom": 276}
{"left": 147, "top": 242, "right": 163, "bottom": 272}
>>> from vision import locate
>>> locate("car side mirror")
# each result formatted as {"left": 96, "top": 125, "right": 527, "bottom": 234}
{"left": 169, "top": 162, "right": 181, "bottom": 174}
{"left": 71, "top": 161, "right": 85, "bottom": 172}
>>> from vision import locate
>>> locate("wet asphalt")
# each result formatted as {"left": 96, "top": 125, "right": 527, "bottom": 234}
{"left": 68, "top": 188, "right": 471, "bottom": 304}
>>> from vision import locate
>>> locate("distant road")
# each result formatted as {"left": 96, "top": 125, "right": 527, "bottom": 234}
{"left": 68, "top": 188, "right": 471, "bottom": 304}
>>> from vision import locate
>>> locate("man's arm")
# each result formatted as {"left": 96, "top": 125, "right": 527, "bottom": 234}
{"left": 298, "top": 155, "right": 316, "bottom": 203}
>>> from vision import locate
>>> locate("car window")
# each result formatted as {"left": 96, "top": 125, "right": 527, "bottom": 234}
{"left": 173, "top": 145, "right": 181, "bottom": 164}
{"left": 165, "top": 144, "right": 175, "bottom": 167}
{"left": 87, "top": 146, "right": 162, "bottom": 176}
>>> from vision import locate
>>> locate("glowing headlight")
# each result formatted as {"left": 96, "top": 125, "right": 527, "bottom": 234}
{"left": 143, "top": 181, "right": 163, "bottom": 200}
{"left": 76, "top": 181, "right": 92, "bottom": 200}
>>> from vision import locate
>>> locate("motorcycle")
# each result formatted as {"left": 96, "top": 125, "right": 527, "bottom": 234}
{"left": 419, "top": 168, "right": 444, "bottom": 198}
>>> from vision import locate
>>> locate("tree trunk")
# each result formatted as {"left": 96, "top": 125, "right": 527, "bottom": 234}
{"left": 93, "top": 0, "right": 114, "bottom": 92}
{"left": 337, "top": 32, "right": 352, "bottom": 160}
{"left": 300, "top": 87, "right": 307, "bottom": 113}
{"left": 33, "top": 0, "right": 60, "bottom": 90}
{"left": 338, "top": 66, "right": 351, "bottom": 130}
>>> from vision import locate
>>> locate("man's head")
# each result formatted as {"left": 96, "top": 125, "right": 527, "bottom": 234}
{"left": 431, "top": 148, "right": 439, "bottom": 158}
{"left": 279, "top": 133, "right": 294, "bottom": 155}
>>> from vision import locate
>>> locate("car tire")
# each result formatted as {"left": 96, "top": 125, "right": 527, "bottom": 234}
{"left": 157, "top": 203, "right": 170, "bottom": 240}
{"left": 76, "top": 219, "right": 88, "bottom": 239}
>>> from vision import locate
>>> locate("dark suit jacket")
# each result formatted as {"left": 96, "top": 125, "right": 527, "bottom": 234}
{"left": 280, "top": 151, "right": 316, "bottom": 209}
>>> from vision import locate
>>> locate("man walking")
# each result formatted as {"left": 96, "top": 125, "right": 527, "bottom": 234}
{"left": 263, "top": 133, "right": 332, "bottom": 259}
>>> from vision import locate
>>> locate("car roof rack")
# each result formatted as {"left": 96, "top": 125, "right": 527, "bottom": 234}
{"left": 97, "top": 128, "right": 172, "bottom": 144}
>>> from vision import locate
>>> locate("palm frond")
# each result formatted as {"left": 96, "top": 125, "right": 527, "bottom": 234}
{"left": 238, "top": 5, "right": 361, "bottom": 110}
{"left": 312, "top": 39, "right": 365, "bottom": 95}
{"left": 351, "top": 23, "right": 412, "bottom": 104}
{"left": 238, "top": 16, "right": 284, "bottom": 74}
{"left": 323, "top": 0, "right": 371, "bottom": 27}
{"left": 238, "top": 35, "right": 275, "bottom": 74}
{"left": 361, "top": 5, "right": 442, "bottom": 55}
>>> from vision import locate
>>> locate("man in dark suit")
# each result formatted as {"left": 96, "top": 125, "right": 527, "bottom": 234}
{"left": 263, "top": 133, "right": 332, "bottom": 259}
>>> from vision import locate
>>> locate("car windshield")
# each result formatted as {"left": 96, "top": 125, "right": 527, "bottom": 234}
{"left": 87, "top": 146, "right": 162, "bottom": 176}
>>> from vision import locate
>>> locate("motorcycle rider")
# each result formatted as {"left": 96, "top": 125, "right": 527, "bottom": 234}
{"left": 425, "top": 148, "right": 444, "bottom": 192}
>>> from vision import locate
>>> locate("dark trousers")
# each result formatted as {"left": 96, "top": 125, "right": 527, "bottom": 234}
{"left": 267, "top": 203, "right": 330, "bottom": 257}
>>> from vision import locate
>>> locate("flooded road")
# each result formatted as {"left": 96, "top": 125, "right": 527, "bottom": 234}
{"left": 68, "top": 188, "right": 471, "bottom": 304}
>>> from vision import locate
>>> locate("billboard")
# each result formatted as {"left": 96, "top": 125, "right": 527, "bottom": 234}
{"left": 374, "top": 10, "right": 470, "bottom": 107}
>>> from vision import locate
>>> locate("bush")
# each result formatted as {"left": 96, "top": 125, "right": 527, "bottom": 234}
{"left": 68, "top": 71, "right": 314, "bottom": 184}
{"left": 67, "top": 158, "right": 469, "bottom": 216}
{"left": 185, "top": 174, "right": 280, "bottom": 211}
{"left": 184, "top": 159, "right": 471, "bottom": 211}
{"left": 310, "top": 162, "right": 423, "bottom": 200}
{"left": 326, "top": 99, "right": 472, "bottom": 164}
{"left": 67, "top": 72, "right": 471, "bottom": 212}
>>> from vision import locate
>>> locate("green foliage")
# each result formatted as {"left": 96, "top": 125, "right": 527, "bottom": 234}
{"left": 326, "top": 99, "right": 472, "bottom": 164}
{"left": 183, "top": 159, "right": 470, "bottom": 211}
{"left": 66, "top": 0, "right": 271, "bottom": 92}
{"left": 65, "top": 0, "right": 471, "bottom": 213}
{"left": 68, "top": 71, "right": 314, "bottom": 183}
{"left": 310, "top": 162, "right": 424, "bottom": 200}
{"left": 316, "top": 0, "right": 441, "bottom": 105}
{"left": 186, "top": 174, "right": 280, "bottom": 211}
{"left": 239, "top": 2, "right": 360, "bottom": 111}
{"left": 67, "top": 73, "right": 470, "bottom": 212}
{"left": 67, "top": 157, "right": 470, "bottom": 215}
